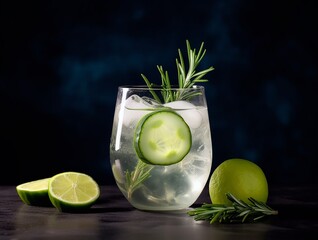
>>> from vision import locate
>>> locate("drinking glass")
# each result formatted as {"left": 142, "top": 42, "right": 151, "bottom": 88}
{"left": 110, "top": 85, "right": 212, "bottom": 211}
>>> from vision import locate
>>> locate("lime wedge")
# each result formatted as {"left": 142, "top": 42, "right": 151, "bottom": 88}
{"left": 48, "top": 172, "right": 100, "bottom": 212}
{"left": 16, "top": 178, "right": 51, "bottom": 206}
{"left": 134, "top": 110, "right": 192, "bottom": 165}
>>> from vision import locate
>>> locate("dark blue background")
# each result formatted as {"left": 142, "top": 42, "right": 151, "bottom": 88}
{"left": 1, "top": 0, "right": 317, "bottom": 186}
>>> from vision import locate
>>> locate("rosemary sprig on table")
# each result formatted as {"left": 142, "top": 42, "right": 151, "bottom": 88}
{"left": 141, "top": 40, "right": 214, "bottom": 103}
{"left": 187, "top": 193, "right": 278, "bottom": 223}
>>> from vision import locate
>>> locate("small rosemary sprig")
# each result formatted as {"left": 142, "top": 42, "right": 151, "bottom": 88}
{"left": 125, "top": 160, "right": 154, "bottom": 199}
{"left": 187, "top": 193, "right": 278, "bottom": 223}
{"left": 141, "top": 40, "right": 214, "bottom": 103}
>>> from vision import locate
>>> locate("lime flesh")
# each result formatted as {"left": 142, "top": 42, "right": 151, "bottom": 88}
{"left": 48, "top": 172, "right": 100, "bottom": 212}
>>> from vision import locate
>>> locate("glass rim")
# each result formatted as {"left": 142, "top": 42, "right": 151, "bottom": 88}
{"left": 118, "top": 85, "right": 205, "bottom": 90}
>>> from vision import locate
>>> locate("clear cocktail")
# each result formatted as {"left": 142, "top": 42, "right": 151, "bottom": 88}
{"left": 110, "top": 86, "right": 212, "bottom": 211}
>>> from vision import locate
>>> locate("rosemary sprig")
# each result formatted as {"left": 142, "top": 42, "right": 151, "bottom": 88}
{"left": 125, "top": 40, "right": 214, "bottom": 198}
{"left": 187, "top": 193, "right": 278, "bottom": 223}
{"left": 141, "top": 40, "right": 214, "bottom": 103}
{"left": 125, "top": 160, "right": 154, "bottom": 199}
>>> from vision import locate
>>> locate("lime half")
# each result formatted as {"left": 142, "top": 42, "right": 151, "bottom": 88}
{"left": 16, "top": 178, "right": 51, "bottom": 206}
{"left": 134, "top": 110, "right": 192, "bottom": 165}
{"left": 48, "top": 172, "right": 100, "bottom": 212}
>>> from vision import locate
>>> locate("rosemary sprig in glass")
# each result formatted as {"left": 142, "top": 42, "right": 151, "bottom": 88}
{"left": 125, "top": 160, "right": 153, "bottom": 200}
{"left": 141, "top": 40, "right": 214, "bottom": 103}
{"left": 124, "top": 40, "right": 214, "bottom": 199}
{"left": 187, "top": 193, "right": 278, "bottom": 223}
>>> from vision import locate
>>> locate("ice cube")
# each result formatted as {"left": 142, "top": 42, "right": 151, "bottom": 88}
{"left": 120, "top": 95, "right": 158, "bottom": 127}
{"left": 164, "top": 101, "right": 202, "bottom": 129}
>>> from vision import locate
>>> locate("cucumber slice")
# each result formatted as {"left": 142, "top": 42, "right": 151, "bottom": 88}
{"left": 134, "top": 110, "right": 192, "bottom": 165}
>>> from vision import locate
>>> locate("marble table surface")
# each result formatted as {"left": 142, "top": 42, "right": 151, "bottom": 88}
{"left": 1, "top": 184, "right": 317, "bottom": 240}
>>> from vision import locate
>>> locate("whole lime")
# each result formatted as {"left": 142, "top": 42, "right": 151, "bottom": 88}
{"left": 209, "top": 158, "right": 268, "bottom": 206}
